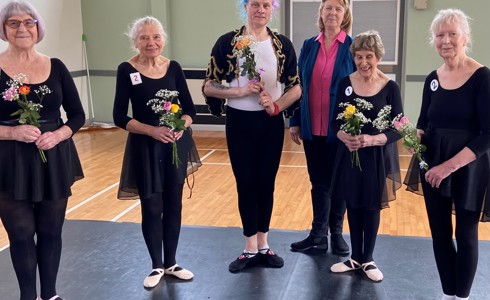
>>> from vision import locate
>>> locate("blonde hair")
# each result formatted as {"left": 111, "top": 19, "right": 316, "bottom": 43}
{"left": 317, "top": 0, "right": 352, "bottom": 33}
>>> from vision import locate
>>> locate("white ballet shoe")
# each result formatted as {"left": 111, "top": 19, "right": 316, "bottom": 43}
{"left": 362, "top": 261, "right": 383, "bottom": 282}
{"left": 143, "top": 268, "right": 164, "bottom": 288}
{"left": 330, "top": 258, "right": 361, "bottom": 273}
{"left": 164, "top": 264, "right": 194, "bottom": 280}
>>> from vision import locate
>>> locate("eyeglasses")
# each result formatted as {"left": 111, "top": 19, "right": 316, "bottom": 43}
{"left": 4, "top": 19, "right": 38, "bottom": 29}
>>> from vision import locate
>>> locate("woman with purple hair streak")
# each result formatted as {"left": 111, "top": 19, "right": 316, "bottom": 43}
{"left": 203, "top": 0, "right": 301, "bottom": 273}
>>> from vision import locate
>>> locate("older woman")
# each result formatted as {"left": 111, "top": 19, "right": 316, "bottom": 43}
{"left": 203, "top": 0, "right": 301, "bottom": 273}
{"left": 329, "top": 31, "right": 402, "bottom": 282}
{"left": 113, "top": 16, "right": 200, "bottom": 288}
{"left": 289, "top": 0, "right": 354, "bottom": 255}
{"left": 406, "top": 9, "right": 490, "bottom": 300}
{"left": 0, "top": 1, "right": 84, "bottom": 300}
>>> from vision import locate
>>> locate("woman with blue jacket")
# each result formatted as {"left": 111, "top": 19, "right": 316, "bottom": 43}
{"left": 289, "top": 0, "right": 355, "bottom": 254}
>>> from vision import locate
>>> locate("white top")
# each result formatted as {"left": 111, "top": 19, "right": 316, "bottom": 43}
{"left": 228, "top": 38, "right": 282, "bottom": 111}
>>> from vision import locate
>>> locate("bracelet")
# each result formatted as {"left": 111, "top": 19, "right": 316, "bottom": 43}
{"left": 269, "top": 102, "right": 280, "bottom": 116}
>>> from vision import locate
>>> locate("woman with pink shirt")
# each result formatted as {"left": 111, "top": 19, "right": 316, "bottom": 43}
{"left": 289, "top": 0, "right": 354, "bottom": 255}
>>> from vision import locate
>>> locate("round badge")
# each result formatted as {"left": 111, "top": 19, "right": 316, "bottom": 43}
{"left": 430, "top": 79, "right": 439, "bottom": 91}
{"left": 345, "top": 86, "right": 353, "bottom": 96}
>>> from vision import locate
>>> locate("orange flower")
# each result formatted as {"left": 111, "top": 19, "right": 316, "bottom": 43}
{"left": 19, "top": 85, "right": 30, "bottom": 95}
{"left": 235, "top": 41, "right": 244, "bottom": 50}
{"left": 241, "top": 38, "right": 250, "bottom": 46}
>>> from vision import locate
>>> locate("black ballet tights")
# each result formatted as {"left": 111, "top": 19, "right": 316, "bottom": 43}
{"left": 346, "top": 207, "right": 380, "bottom": 264}
{"left": 423, "top": 190, "right": 480, "bottom": 298}
{"left": 0, "top": 194, "right": 68, "bottom": 300}
{"left": 140, "top": 185, "right": 183, "bottom": 269}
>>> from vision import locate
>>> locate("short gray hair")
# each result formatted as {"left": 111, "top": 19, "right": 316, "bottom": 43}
{"left": 351, "top": 30, "right": 385, "bottom": 59}
{"left": 126, "top": 16, "right": 167, "bottom": 52}
{"left": 0, "top": 0, "right": 46, "bottom": 43}
{"left": 429, "top": 8, "right": 472, "bottom": 53}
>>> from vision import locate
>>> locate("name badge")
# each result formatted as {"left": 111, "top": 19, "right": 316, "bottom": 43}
{"left": 345, "top": 86, "right": 353, "bottom": 96}
{"left": 130, "top": 72, "right": 142, "bottom": 85}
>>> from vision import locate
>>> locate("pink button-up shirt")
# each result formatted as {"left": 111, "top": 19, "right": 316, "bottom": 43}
{"left": 308, "top": 31, "right": 346, "bottom": 136}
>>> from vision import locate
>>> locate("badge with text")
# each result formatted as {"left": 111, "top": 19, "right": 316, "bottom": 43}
{"left": 345, "top": 86, "right": 353, "bottom": 96}
{"left": 130, "top": 72, "right": 142, "bottom": 85}
{"left": 430, "top": 79, "right": 438, "bottom": 91}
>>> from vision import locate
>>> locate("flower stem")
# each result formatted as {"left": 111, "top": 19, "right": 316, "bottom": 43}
{"left": 351, "top": 150, "right": 362, "bottom": 171}
{"left": 39, "top": 149, "right": 47, "bottom": 163}
{"left": 172, "top": 143, "right": 180, "bottom": 168}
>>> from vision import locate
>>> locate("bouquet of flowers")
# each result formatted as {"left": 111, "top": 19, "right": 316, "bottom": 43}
{"left": 2, "top": 73, "right": 51, "bottom": 163}
{"left": 336, "top": 98, "right": 373, "bottom": 171}
{"left": 372, "top": 105, "right": 428, "bottom": 170}
{"left": 232, "top": 35, "right": 263, "bottom": 82}
{"left": 147, "top": 89, "right": 186, "bottom": 168}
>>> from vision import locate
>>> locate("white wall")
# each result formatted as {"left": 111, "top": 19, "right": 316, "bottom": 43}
{"left": 0, "top": 0, "right": 89, "bottom": 121}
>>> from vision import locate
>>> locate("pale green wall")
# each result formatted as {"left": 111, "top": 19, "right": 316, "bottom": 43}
{"left": 403, "top": 0, "right": 490, "bottom": 121}
{"left": 80, "top": 0, "right": 489, "bottom": 123}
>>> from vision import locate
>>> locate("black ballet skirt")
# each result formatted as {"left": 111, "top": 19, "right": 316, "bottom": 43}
{"left": 0, "top": 119, "right": 84, "bottom": 202}
{"left": 331, "top": 140, "right": 402, "bottom": 210}
{"left": 117, "top": 128, "right": 202, "bottom": 200}
{"left": 404, "top": 128, "right": 490, "bottom": 222}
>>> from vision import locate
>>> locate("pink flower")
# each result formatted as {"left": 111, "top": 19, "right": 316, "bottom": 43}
{"left": 393, "top": 121, "right": 403, "bottom": 131}
{"left": 2, "top": 86, "right": 18, "bottom": 101}
{"left": 399, "top": 116, "right": 410, "bottom": 124}
{"left": 164, "top": 101, "right": 172, "bottom": 111}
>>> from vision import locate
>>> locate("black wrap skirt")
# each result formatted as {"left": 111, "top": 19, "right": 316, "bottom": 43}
{"left": 0, "top": 119, "right": 84, "bottom": 202}
{"left": 117, "top": 127, "right": 201, "bottom": 200}
{"left": 404, "top": 127, "right": 490, "bottom": 222}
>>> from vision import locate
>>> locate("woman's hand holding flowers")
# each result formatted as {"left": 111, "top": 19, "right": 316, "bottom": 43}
{"left": 10, "top": 124, "right": 41, "bottom": 143}
{"left": 241, "top": 81, "right": 264, "bottom": 97}
{"left": 150, "top": 126, "right": 177, "bottom": 143}
{"left": 338, "top": 130, "right": 361, "bottom": 152}
{"left": 35, "top": 131, "right": 60, "bottom": 150}
{"left": 259, "top": 90, "right": 275, "bottom": 114}
{"left": 35, "top": 126, "right": 73, "bottom": 150}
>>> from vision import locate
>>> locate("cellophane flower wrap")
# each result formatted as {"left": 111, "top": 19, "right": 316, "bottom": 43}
{"left": 372, "top": 106, "right": 428, "bottom": 170}
{"left": 147, "top": 89, "right": 186, "bottom": 168}
{"left": 2, "top": 73, "right": 51, "bottom": 163}
{"left": 336, "top": 98, "right": 373, "bottom": 171}
{"left": 232, "top": 35, "right": 264, "bottom": 82}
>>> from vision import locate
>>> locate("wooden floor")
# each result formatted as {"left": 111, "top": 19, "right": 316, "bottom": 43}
{"left": 1, "top": 127, "right": 489, "bottom": 249}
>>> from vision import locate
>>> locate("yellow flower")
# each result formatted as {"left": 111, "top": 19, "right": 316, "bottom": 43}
{"left": 170, "top": 104, "right": 180, "bottom": 113}
{"left": 344, "top": 105, "right": 356, "bottom": 119}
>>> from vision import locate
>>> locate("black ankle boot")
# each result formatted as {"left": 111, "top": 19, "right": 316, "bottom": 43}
{"left": 330, "top": 233, "right": 350, "bottom": 255}
{"left": 290, "top": 235, "right": 328, "bottom": 251}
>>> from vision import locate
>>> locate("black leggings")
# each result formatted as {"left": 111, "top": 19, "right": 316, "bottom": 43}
{"left": 423, "top": 186, "right": 480, "bottom": 298}
{"left": 226, "top": 107, "right": 284, "bottom": 237}
{"left": 346, "top": 207, "right": 380, "bottom": 264}
{"left": 140, "top": 185, "right": 183, "bottom": 269}
{"left": 0, "top": 193, "right": 68, "bottom": 300}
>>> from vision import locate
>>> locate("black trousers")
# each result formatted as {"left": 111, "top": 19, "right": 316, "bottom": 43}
{"left": 226, "top": 106, "right": 284, "bottom": 237}
{"left": 303, "top": 137, "right": 345, "bottom": 237}
{"left": 422, "top": 182, "right": 480, "bottom": 298}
